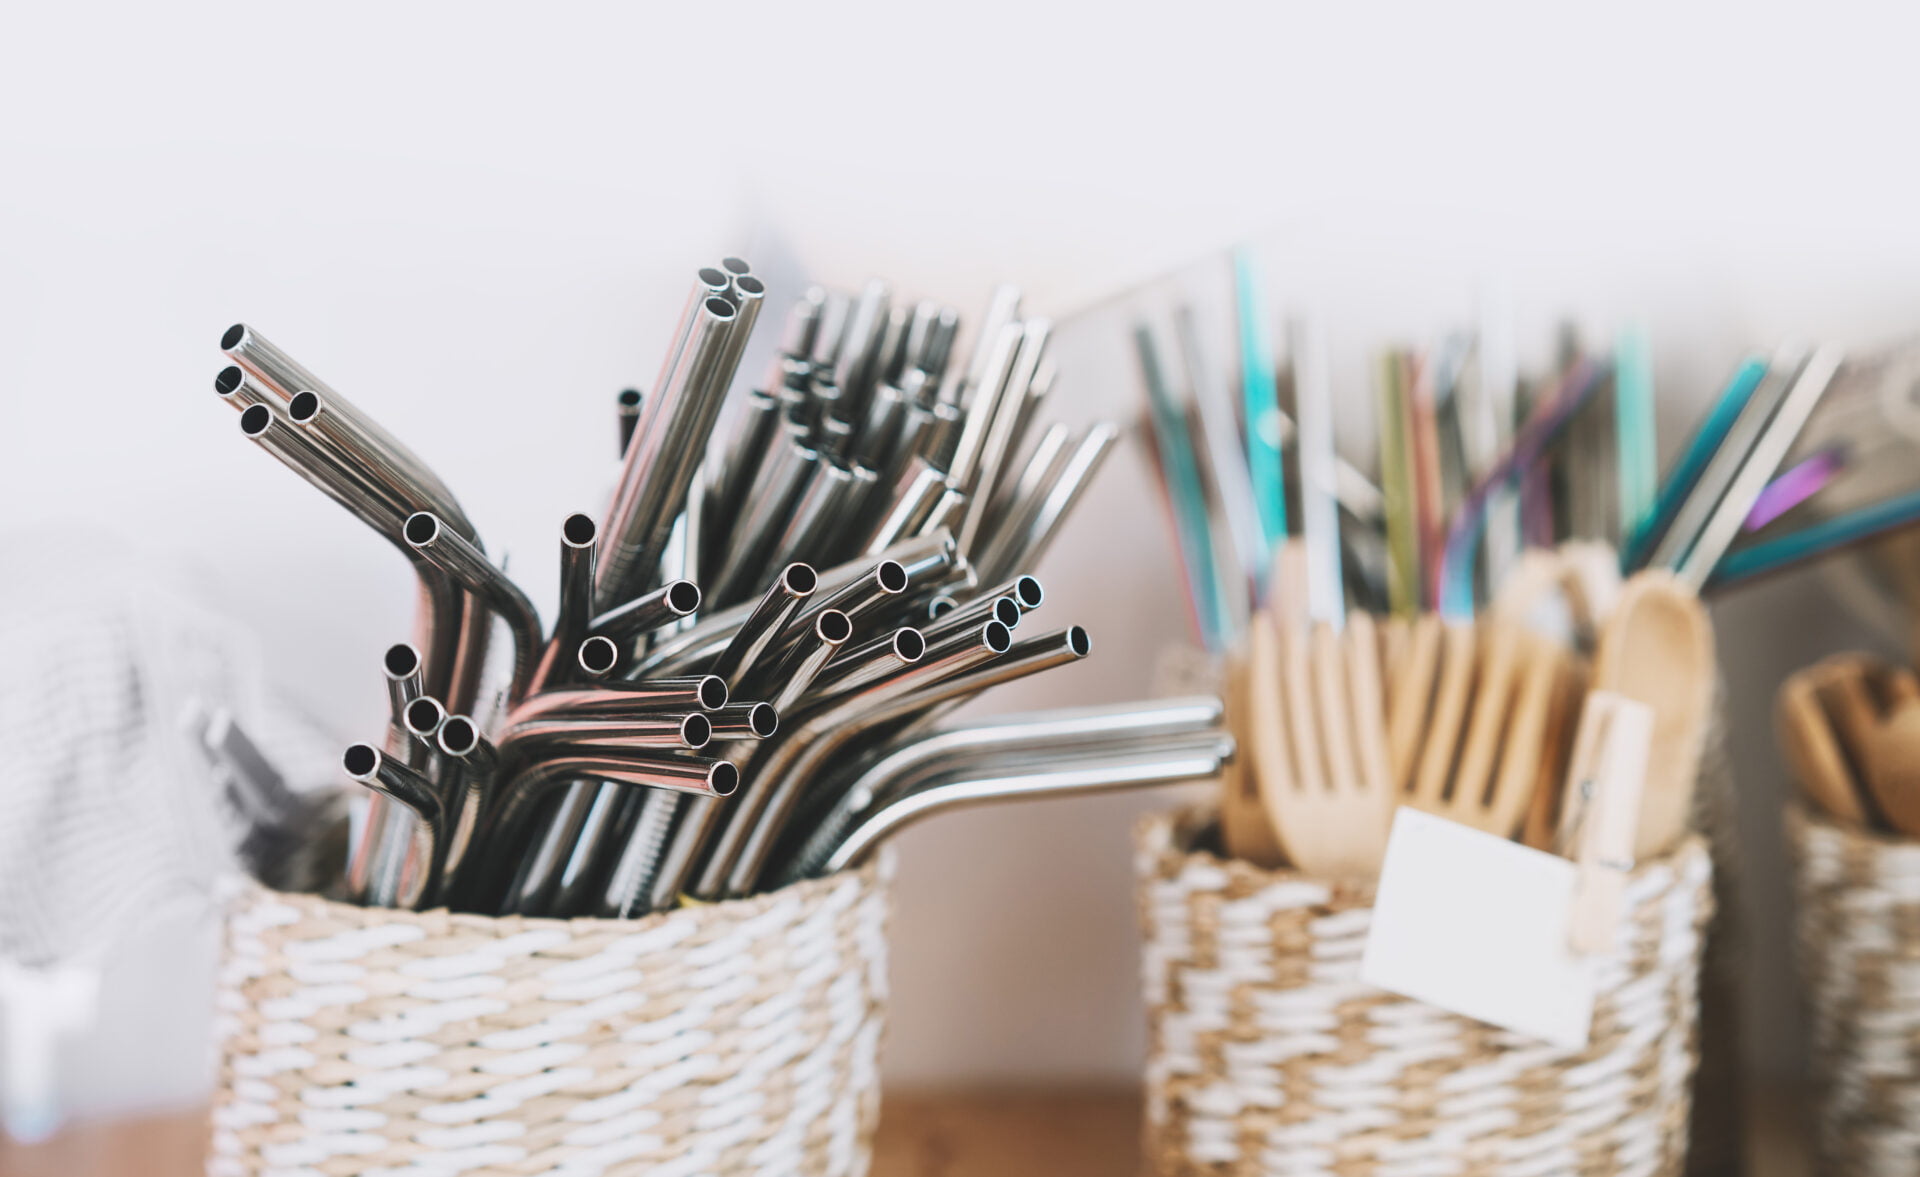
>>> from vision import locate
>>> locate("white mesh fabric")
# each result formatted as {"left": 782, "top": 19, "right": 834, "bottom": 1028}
{"left": 0, "top": 531, "right": 335, "bottom": 967}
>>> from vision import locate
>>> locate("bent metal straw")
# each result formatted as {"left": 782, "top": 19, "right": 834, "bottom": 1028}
{"left": 214, "top": 263, "right": 1225, "bottom": 916}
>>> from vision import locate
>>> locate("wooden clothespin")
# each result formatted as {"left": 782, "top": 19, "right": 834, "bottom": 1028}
{"left": 1554, "top": 690, "right": 1652, "bottom": 956}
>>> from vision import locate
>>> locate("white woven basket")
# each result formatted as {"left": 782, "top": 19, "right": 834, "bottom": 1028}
{"left": 1135, "top": 807, "right": 1714, "bottom": 1177}
{"left": 1786, "top": 804, "right": 1920, "bottom": 1176}
{"left": 207, "top": 854, "right": 893, "bottom": 1177}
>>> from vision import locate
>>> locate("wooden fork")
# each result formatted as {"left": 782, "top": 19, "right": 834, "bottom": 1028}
{"left": 1392, "top": 616, "right": 1563, "bottom": 838}
{"left": 1247, "top": 609, "right": 1394, "bottom": 881}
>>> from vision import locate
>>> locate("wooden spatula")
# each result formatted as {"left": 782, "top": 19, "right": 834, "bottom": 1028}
{"left": 1248, "top": 608, "right": 1394, "bottom": 881}
{"left": 1590, "top": 571, "right": 1715, "bottom": 858}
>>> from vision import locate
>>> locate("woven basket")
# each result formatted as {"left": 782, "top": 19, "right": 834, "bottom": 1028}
{"left": 1135, "top": 807, "right": 1715, "bottom": 1177}
{"left": 207, "top": 855, "right": 893, "bottom": 1177}
{"left": 1786, "top": 804, "right": 1920, "bottom": 1175}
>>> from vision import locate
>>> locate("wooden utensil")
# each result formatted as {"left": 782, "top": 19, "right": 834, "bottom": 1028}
{"left": 1397, "top": 617, "right": 1562, "bottom": 838}
{"left": 1590, "top": 571, "right": 1715, "bottom": 858}
{"left": 1522, "top": 654, "right": 1591, "bottom": 851}
{"left": 1775, "top": 654, "right": 1874, "bottom": 827}
{"left": 1247, "top": 610, "right": 1393, "bottom": 880}
{"left": 1856, "top": 664, "right": 1920, "bottom": 836}
{"left": 1218, "top": 651, "right": 1286, "bottom": 866}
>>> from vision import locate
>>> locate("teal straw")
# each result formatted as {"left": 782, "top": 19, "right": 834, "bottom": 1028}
{"left": 1135, "top": 324, "right": 1230, "bottom": 650}
{"left": 1622, "top": 357, "right": 1767, "bottom": 570}
{"left": 1709, "top": 485, "right": 1920, "bottom": 590}
{"left": 1233, "top": 249, "right": 1287, "bottom": 573}
{"left": 1615, "top": 325, "right": 1657, "bottom": 544}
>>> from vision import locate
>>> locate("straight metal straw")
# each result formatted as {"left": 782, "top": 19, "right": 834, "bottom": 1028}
{"left": 709, "top": 564, "right": 816, "bottom": 689}
{"left": 597, "top": 289, "right": 740, "bottom": 601}
{"left": 528, "top": 513, "right": 598, "bottom": 694}
{"left": 589, "top": 580, "right": 702, "bottom": 644}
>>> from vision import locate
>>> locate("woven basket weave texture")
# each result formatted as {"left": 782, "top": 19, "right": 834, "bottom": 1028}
{"left": 208, "top": 856, "right": 892, "bottom": 1177}
{"left": 1136, "top": 808, "right": 1713, "bottom": 1177}
{"left": 1786, "top": 805, "right": 1920, "bottom": 1177}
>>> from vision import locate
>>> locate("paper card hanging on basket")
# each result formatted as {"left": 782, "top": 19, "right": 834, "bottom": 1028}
{"left": 1359, "top": 693, "right": 1650, "bottom": 1048}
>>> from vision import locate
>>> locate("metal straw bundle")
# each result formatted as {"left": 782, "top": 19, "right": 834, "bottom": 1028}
{"left": 211, "top": 264, "right": 1220, "bottom": 916}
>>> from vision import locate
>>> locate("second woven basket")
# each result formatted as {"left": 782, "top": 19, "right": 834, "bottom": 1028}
{"left": 1136, "top": 807, "right": 1714, "bottom": 1177}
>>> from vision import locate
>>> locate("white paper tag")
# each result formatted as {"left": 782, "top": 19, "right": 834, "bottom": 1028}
{"left": 1359, "top": 807, "right": 1597, "bottom": 1049}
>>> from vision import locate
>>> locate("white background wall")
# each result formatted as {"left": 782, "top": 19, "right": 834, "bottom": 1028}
{"left": 6, "top": 0, "right": 1920, "bottom": 1114}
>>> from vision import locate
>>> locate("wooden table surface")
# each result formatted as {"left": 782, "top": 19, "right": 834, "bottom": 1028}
{"left": 0, "top": 1085, "right": 1809, "bottom": 1177}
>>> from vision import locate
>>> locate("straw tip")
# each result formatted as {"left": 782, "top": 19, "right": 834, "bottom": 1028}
{"left": 220, "top": 324, "right": 247, "bottom": 350}
{"left": 983, "top": 620, "right": 1012, "bottom": 653}
{"left": 682, "top": 713, "right": 713, "bottom": 749}
{"left": 749, "top": 702, "right": 779, "bottom": 738}
{"left": 239, "top": 403, "right": 271, "bottom": 436}
{"left": 382, "top": 643, "right": 420, "bottom": 679}
{"left": 577, "top": 635, "right": 619, "bottom": 677}
{"left": 404, "top": 696, "right": 445, "bottom": 736}
{"left": 698, "top": 675, "right": 729, "bottom": 711}
{"left": 710, "top": 761, "right": 741, "bottom": 797}
{"left": 342, "top": 744, "right": 379, "bottom": 779}
{"left": 562, "top": 512, "right": 597, "bottom": 546}
{"left": 816, "top": 609, "right": 853, "bottom": 644}
{"left": 781, "top": 563, "right": 818, "bottom": 596}
{"left": 214, "top": 366, "right": 243, "bottom": 396}
{"left": 438, "top": 716, "right": 479, "bottom": 757}
{"left": 666, "top": 580, "right": 703, "bottom": 617}
{"left": 403, "top": 513, "right": 440, "bottom": 546}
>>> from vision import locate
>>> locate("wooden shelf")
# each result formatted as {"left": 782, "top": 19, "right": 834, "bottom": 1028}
{"left": 0, "top": 1084, "right": 1811, "bottom": 1177}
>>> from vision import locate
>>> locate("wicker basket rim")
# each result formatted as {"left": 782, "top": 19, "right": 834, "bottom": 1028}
{"left": 1786, "top": 798, "right": 1920, "bottom": 849}
{"left": 1140, "top": 802, "right": 1709, "bottom": 895}
{"left": 225, "top": 849, "right": 890, "bottom": 934}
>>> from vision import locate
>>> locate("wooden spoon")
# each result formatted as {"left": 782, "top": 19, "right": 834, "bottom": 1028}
{"left": 1590, "top": 571, "right": 1715, "bottom": 858}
